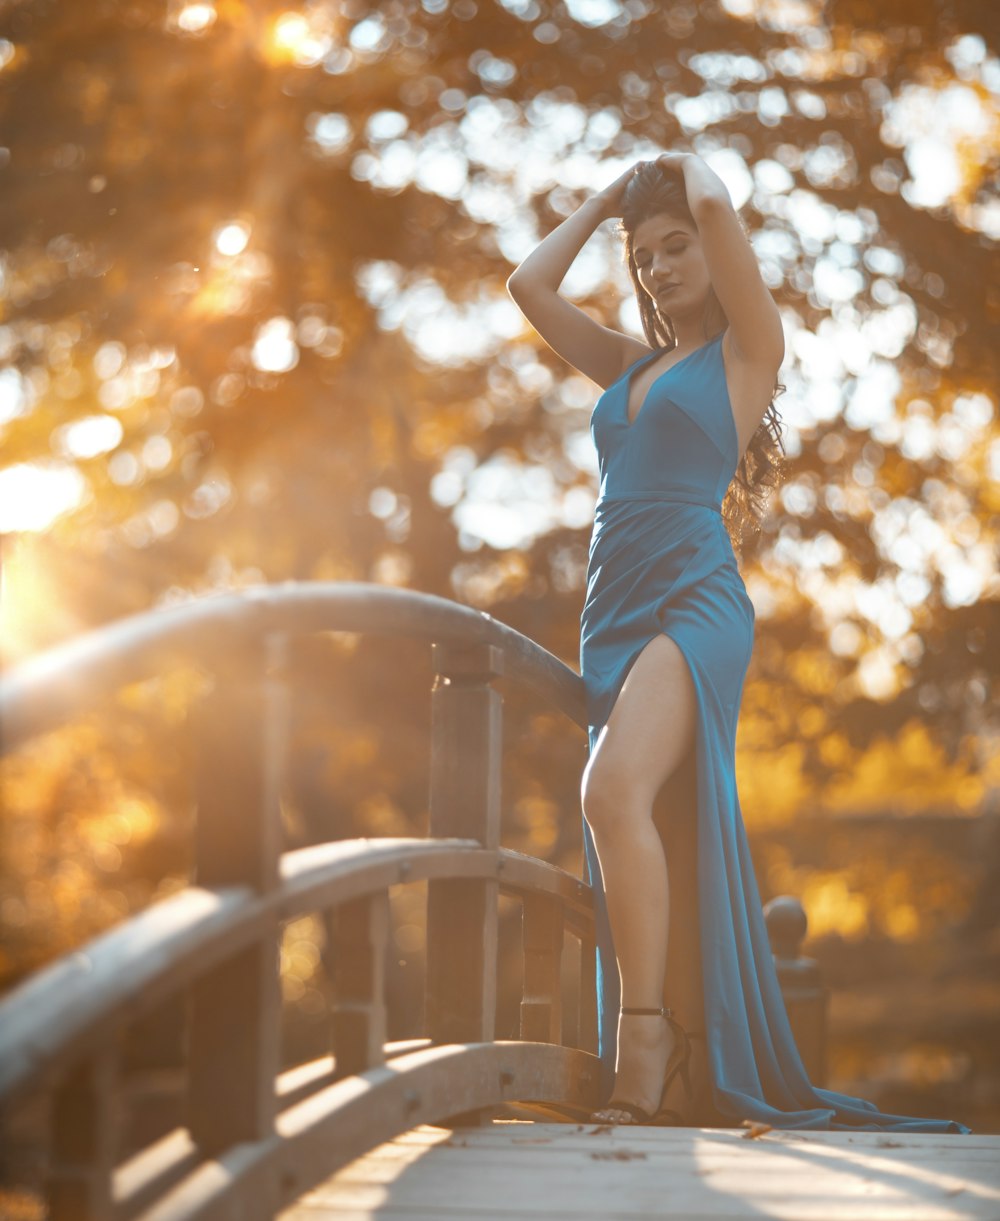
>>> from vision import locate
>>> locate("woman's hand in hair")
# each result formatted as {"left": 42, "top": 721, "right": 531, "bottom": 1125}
{"left": 592, "top": 154, "right": 694, "bottom": 219}
{"left": 663, "top": 152, "right": 733, "bottom": 212}
{"left": 653, "top": 151, "right": 693, "bottom": 178}
{"left": 591, "top": 161, "right": 647, "bottom": 220}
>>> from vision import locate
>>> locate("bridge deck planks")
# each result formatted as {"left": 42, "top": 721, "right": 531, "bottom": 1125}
{"left": 279, "top": 1120, "right": 1000, "bottom": 1219}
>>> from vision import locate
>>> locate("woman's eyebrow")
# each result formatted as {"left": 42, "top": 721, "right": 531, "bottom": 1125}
{"left": 634, "top": 230, "right": 688, "bottom": 256}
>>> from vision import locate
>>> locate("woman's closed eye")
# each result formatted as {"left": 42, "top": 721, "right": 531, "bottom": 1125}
{"left": 637, "top": 244, "right": 686, "bottom": 268}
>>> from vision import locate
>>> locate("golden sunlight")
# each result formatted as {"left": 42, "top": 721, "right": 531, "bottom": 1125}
{"left": 263, "top": 10, "right": 333, "bottom": 67}
{"left": 0, "top": 535, "right": 84, "bottom": 666}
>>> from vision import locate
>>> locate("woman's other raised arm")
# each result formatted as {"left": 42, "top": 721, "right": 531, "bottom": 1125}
{"left": 506, "top": 165, "right": 650, "bottom": 390}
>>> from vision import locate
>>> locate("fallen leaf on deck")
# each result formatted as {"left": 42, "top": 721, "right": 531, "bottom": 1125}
{"left": 740, "top": 1119, "right": 774, "bottom": 1139}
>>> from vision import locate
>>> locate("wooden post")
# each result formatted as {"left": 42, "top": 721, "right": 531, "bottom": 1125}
{"left": 424, "top": 641, "right": 503, "bottom": 1050}
{"left": 520, "top": 893, "right": 563, "bottom": 1043}
{"left": 330, "top": 891, "right": 390, "bottom": 1079}
{"left": 764, "top": 895, "right": 828, "bottom": 1085}
{"left": 186, "top": 632, "right": 288, "bottom": 1155}
{"left": 48, "top": 1047, "right": 118, "bottom": 1221}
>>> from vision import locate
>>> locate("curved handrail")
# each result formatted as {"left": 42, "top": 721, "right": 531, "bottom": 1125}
{"left": 0, "top": 582, "right": 587, "bottom": 752}
{"left": 0, "top": 582, "right": 599, "bottom": 1219}
{"left": 114, "top": 1042, "right": 601, "bottom": 1219}
{"left": 0, "top": 834, "right": 601, "bottom": 1219}
{"left": 0, "top": 837, "right": 595, "bottom": 1109}
{"left": 0, "top": 581, "right": 830, "bottom": 1220}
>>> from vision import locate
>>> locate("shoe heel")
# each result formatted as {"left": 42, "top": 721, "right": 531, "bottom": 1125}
{"left": 660, "top": 1015, "right": 695, "bottom": 1110}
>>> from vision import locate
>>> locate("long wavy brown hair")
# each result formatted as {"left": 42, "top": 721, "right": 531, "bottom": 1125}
{"left": 617, "top": 162, "right": 787, "bottom": 555}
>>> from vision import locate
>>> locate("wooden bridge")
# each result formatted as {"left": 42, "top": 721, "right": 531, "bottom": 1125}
{"left": 0, "top": 583, "right": 993, "bottom": 1221}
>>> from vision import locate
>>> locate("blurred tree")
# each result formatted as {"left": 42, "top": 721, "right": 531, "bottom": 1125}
{"left": 0, "top": 0, "right": 997, "bottom": 1066}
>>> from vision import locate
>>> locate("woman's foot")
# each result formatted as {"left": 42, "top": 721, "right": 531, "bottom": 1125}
{"left": 590, "top": 1010, "right": 677, "bottom": 1124}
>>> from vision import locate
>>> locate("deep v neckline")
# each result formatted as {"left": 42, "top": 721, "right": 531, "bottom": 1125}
{"left": 621, "top": 334, "right": 720, "bottom": 429}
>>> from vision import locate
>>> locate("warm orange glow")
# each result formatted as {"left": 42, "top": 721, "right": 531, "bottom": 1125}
{"left": 0, "top": 0, "right": 993, "bottom": 1146}
{"left": 802, "top": 874, "right": 870, "bottom": 940}
{"left": 823, "top": 725, "right": 980, "bottom": 814}
{"left": 0, "top": 536, "right": 83, "bottom": 665}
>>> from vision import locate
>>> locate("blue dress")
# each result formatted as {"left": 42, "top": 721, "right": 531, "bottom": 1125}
{"left": 579, "top": 328, "right": 971, "bottom": 1133}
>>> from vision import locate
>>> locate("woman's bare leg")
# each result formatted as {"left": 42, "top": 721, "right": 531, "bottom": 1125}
{"left": 581, "top": 633, "right": 697, "bottom": 1122}
{"left": 654, "top": 756, "right": 727, "bottom": 1124}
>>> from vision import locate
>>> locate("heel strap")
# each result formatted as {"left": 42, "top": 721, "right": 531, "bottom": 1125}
{"left": 620, "top": 1005, "right": 674, "bottom": 1018}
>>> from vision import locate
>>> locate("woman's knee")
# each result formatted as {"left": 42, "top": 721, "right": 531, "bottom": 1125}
{"left": 580, "top": 759, "right": 613, "bottom": 829}
{"left": 581, "top": 751, "right": 653, "bottom": 832}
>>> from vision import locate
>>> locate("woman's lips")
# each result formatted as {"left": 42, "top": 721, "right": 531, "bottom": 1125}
{"left": 659, "top": 284, "right": 680, "bottom": 295}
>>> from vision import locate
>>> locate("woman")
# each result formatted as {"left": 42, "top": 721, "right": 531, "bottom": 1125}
{"left": 507, "top": 153, "right": 972, "bottom": 1133}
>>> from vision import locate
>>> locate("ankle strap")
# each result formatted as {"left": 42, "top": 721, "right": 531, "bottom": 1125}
{"left": 621, "top": 1005, "right": 674, "bottom": 1017}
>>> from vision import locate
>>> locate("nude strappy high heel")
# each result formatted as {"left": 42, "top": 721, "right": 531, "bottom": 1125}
{"left": 593, "top": 1005, "right": 698, "bottom": 1126}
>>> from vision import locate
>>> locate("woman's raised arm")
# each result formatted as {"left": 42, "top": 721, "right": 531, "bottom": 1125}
{"left": 506, "top": 165, "right": 650, "bottom": 390}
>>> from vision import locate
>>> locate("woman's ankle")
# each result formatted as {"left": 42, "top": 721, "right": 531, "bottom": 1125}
{"left": 617, "top": 1012, "right": 672, "bottom": 1051}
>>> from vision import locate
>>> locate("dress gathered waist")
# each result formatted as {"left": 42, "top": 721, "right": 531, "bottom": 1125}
{"left": 595, "top": 490, "right": 723, "bottom": 514}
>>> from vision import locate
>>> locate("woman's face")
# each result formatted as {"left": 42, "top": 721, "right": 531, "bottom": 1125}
{"left": 631, "top": 212, "right": 710, "bottom": 317}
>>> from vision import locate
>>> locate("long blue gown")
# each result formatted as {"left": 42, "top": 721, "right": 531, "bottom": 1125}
{"left": 579, "top": 327, "right": 972, "bottom": 1133}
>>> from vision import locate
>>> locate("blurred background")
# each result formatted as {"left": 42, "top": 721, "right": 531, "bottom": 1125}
{"left": 1, "top": 0, "right": 998, "bottom": 1141}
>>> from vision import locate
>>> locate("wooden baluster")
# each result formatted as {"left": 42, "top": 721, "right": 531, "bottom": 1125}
{"left": 520, "top": 892, "right": 563, "bottom": 1043}
{"left": 48, "top": 1047, "right": 118, "bottom": 1221}
{"left": 186, "top": 631, "right": 288, "bottom": 1155}
{"left": 330, "top": 891, "right": 389, "bottom": 1079}
{"left": 424, "top": 642, "right": 503, "bottom": 1050}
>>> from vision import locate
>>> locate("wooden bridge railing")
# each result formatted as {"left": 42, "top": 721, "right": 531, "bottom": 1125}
{"left": 0, "top": 583, "right": 603, "bottom": 1220}
{"left": 0, "top": 582, "right": 825, "bottom": 1221}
